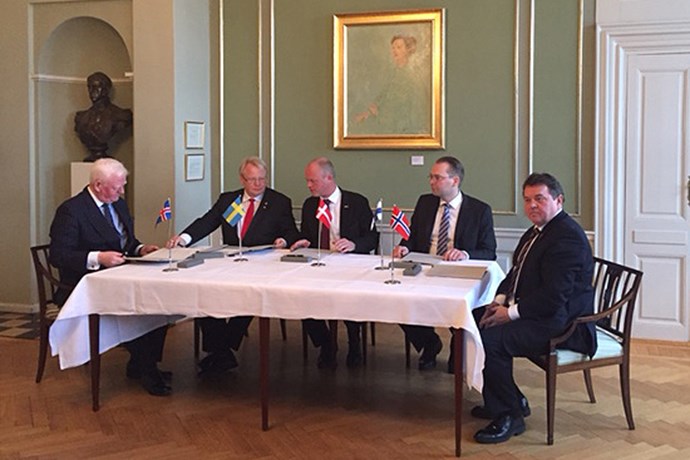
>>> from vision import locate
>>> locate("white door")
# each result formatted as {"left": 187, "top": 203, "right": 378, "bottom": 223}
{"left": 625, "top": 53, "right": 690, "bottom": 340}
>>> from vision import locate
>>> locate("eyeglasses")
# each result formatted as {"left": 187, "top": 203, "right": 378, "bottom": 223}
{"left": 428, "top": 174, "right": 451, "bottom": 181}
{"left": 242, "top": 176, "right": 266, "bottom": 184}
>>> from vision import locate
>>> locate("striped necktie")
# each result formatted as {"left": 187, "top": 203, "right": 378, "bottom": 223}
{"left": 507, "top": 226, "right": 540, "bottom": 303}
{"left": 436, "top": 203, "right": 451, "bottom": 256}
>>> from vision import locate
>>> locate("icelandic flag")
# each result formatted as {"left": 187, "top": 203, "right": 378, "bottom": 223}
{"left": 155, "top": 199, "right": 172, "bottom": 226}
{"left": 316, "top": 198, "right": 332, "bottom": 229}
{"left": 390, "top": 205, "right": 410, "bottom": 240}
{"left": 223, "top": 195, "right": 245, "bottom": 227}
{"left": 370, "top": 198, "right": 382, "bottom": 230}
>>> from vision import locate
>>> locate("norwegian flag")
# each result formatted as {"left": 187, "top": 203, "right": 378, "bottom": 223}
{"left": 316, "top": 198, "right": 332, "bottom": 229}
{"left": 390, "top": 205, "right": 410, "bottom": 240}
{"left": 155, "top": 198, "right": 172, "bottom": 226}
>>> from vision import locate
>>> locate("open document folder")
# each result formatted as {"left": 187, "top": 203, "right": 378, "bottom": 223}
{"left": 426, "top": 263, "right": 488, "bottom": 280}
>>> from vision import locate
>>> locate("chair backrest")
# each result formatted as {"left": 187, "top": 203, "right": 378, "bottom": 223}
{"left": 30, "top": 244, "right": 65, "bottom": 314}
{"left": 591, "top": 257, "right": 643, "bottom": 346}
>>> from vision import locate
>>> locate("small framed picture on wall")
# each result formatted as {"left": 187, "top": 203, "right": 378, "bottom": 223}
{"left": 184, "top": 121, "right": 205, "bottom": 149}
{"left": 185, "top": 153, "right": 205, "bottom": 181}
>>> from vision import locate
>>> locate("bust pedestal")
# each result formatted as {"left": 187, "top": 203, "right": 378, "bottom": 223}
{"left": 70, "top": 162, "right": 91, "bottom": 196}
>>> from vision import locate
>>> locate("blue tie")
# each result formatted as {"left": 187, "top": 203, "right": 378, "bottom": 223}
{"left": 102, "top": 203, "right": 116, "bottom": 230}
{"left": 102, "top": 203, "right": 127, "bottom": 249}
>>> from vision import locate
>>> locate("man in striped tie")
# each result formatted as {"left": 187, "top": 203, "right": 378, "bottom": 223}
{"left": 472, "top": 173, "right": 595, "bottom": 444}
{"left": 393, "top": 156, "right": 497, "bottom": 371}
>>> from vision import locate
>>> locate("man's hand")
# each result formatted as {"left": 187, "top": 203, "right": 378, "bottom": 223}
{"left": 393, "top": 245, "right": 409, "bottom": 259}
{"left": 443, "top": 247, "right": 467, "bottom": 262}
{"left": 139, "top": 244, "right": 159, "bottom": 256}
{"left": 98, "top": 251, "right": 125, "bottom": 268}
{"left": 166, "top": 235, "right": 185, "bottom": 249}
{"left": 333, "top": 237, "right": 355, "bottom": 253}
{"left": 479, "top": 302, "right": 511, "bottom": 329}
{"left": 273, "top": 238, "right": 287, "bottom": 249}
{"left": 290, "top": 239, "right": 311, "bottom": 251}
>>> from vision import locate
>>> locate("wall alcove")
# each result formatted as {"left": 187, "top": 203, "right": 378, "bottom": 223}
{"left": 34, "top": 15, "right": 132, "bottom": 243}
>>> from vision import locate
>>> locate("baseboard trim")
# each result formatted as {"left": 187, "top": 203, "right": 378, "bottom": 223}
{"left": 0, "top": 303, "right": 38, "bottom": 314}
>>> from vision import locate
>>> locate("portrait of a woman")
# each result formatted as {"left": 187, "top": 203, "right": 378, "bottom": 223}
{"left": 348, "top": 29, "right": 432, "bottom": 136}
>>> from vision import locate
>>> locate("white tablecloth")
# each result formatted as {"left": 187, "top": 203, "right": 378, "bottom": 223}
{"left": 50, "top": 249, "right": 503, "bottom": 391}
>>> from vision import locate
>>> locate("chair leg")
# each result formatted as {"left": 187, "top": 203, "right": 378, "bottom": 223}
{"left": 193, "top": 318, "right": 201, "bottom": 362}
{"left": 35, "top": 318, "right": 49, "bottom": 383}
{"left": 280, "top": 319, "right": 287, "bottom": 341}
{"left": 546, "top": 358, "right": 557, "bottom": 445}
{"left": 370, "top": 322, "right": 376, "bottom": 346}
{"left": 583, "top": 369, "right": 596, "bottom": 403}
{"left": 619, "top": 361, "right": 635, "bottom": 430}
{"left": 361, "top": 322, "right": 368, "bottom": 365}
{"left": 301, "top": 322, "right": 309, "bottom": 362}
{"left": 405, "top": 337, "right": 411, "bottom": 368}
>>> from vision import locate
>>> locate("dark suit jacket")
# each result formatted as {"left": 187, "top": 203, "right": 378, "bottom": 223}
{"left": 401, "top": 193, "right": 497, "bottom": 260}
{"left": 498, "top": 211, "right": 596, "bottom": 355}
{"left": 299, "top": 190, "right": 378, "bottom": 254}
{"left": 182, "top": 187, "right": 299, "bottom": 247}
{"left": 49, "top": 187, "right": 141, "bottom": 305}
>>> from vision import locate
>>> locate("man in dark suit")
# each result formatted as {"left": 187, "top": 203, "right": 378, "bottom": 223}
{"left": 49, "top": 158, "right": 171, "bottom": 396}
{"left": 393, "top": 156, "right": 497, "bottom": 371}
{"left": 167, "top": 156, "right": 299, "bottom": 375}
{"left": 472, "top": 173, "right": 595, "bottom": 444}
{"left": 290, "top": 157, "right": 379, "bottom": 369}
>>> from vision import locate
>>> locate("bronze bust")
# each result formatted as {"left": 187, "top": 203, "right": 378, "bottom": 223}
{"left": 74, "top": 72, "right": 133, "bottom": 162}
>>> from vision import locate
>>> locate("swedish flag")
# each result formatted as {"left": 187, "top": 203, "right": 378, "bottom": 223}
{"left": 222, "top": 195, "right": 245, "bottom": 227}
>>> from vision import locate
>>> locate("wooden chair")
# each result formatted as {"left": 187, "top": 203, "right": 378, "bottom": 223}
{"left": 528, "top": 257, "right": 643, "bottom": 445}
{"left": 30, "top": 244, "right": 73, "bottom": 383}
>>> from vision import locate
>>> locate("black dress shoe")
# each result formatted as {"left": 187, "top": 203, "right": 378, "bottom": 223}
{"left": 474, "top": 414, "right": 525, "bottom": 444}
{"left": 141, "top": 372, "right": 172, "bottom": 397}
{"left": 126, "top": 361, "right": 173, "bottom": 384}
{"left": 198, "top": 351, "right": 238, "bottom": 376}
{"left": 418, "top": 337, "right": 442, "bottom": 371}
{"left": 471, "top": 397, "right": 531, "bottom": 420}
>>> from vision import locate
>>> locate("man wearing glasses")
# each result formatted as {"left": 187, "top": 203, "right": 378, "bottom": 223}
{"left": 167, "top": 156, "right": 299, "bottom": 375}
{"left": 393, "top": 156, "right": 497, "bottom": 371}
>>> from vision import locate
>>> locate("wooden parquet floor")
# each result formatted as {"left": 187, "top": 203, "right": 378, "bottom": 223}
{"left": 2, "top": 321, "right": 690, "bottom": 459}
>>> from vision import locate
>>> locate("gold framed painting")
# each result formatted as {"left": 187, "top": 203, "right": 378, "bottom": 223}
{"left": 333, "top": 8, "right": 445, "bottom": 149}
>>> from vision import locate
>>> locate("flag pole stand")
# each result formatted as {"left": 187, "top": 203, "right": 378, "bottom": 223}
{"left": 384, "top": 231, "right": 400, "bottom": 284}
{"left": 374, "top": 198, "right": 386, "bottom": 270}
{"left": 163, "top": 203, "right": 178, "bottom": 272}
{"left": 311, "top": 221, "right": 325, "bottom": 267}
{"left": 234, "top": 234, "right": 248, "bottom": 262}
{"left": 374, "top": 249, "right": 387, "bottom": 271}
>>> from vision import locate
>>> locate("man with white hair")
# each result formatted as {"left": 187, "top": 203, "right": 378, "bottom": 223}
{"left": 49, "top": 158, "right": 171, "bottom": 396}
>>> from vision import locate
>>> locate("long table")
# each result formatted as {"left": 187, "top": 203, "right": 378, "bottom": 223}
{"left": 50, "top": 249, "right": 503, "bottom": 456}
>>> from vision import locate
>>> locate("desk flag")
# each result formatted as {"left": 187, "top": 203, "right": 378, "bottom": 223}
{"left": 316, "top": 198, "right": 332, "bottom": 229}
{"left": 223, "top": 195, "right": 245, "bottom": 226}
{"left": 371, "top": 198, "right": 382, "bottom": 231}
{"left": 390, "top": 205, "right": 410, "bottom": 240}
{"left": 155, "top": 199, "right": 172, "bottom": 226}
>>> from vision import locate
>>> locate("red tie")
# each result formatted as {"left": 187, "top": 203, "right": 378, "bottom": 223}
{"left": 241, "top": 198, "right": 255, "bottom": 238}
